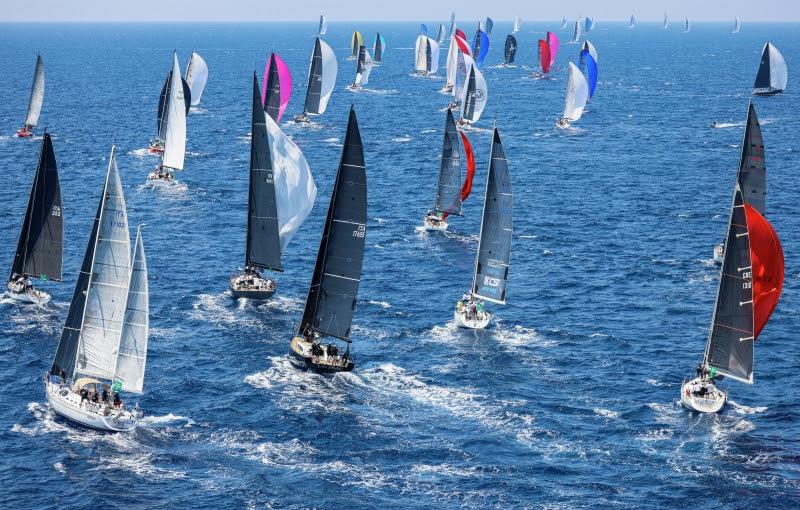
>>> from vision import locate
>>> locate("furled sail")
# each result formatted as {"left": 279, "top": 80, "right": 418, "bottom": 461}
{"left": 562, "top": 62, "right": 589, "bottom": 122}
{"left": 184, "top": 51, "right": 209, "bottom": 106}
{"left": 299, "top": 107, "right": 367, "bottom": 342}
{"left": 504, "top": 35, "right": 518, "bottom": 65}
{"left": 162, "top": 52, "right": 188, "bottom": 171}
{"left": 512, "top": 16, "right": 521, "bottom": 33}
{"left": 115, "top": 227, "right": 148, "bottom": 394}
{"left": 10, "top": 133, "right": 62, "bottom": 283}
{"left": 248, "top": 73, "right": 282, "bottom": 271}
{"left": 434, "top": 108, "right": 462, "bottom": 216}
{"left": 460, "top": 63, "right": 487, "bottom": 123}
{"left": 318, "top": 14, "right": 327, "bottom": 36}
{"left": 262, "top": 52, "right": 292, "bottom": 124}
{"left": 24, "top": 54, "right": 45, "bottom": 128}
{"left": 472, "top": 29, "right": 490, "bottom": 67}
{"left": 350, "top": 30, "right": 364, "bottom": 58}
{"left": 472, "top": 127, "right": 512, "bottom": 304}
{"left": 302, "top": 38, "right": 337, "bottom": 116}
{"left": 581, "top": 50, "right": 598, "bottom": 99}
{"left": 373, "top": 32, "right": 385, "bottom": 63}
{"left": 753, "top": 42, "right": 788, "bottom": 95}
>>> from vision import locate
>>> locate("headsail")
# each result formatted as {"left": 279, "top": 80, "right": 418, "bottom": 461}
{"left": 472, "top": 128, "right": 512, "bottom": 305}
{"left": 115, "top": 227, "right": 148, "bottom": 394}
{"left": 24, "top": 54, "right": 45, "bottom": 128}
{"left": 318, "top": 14, "right": 327, "bottom": 36}
{"left": 538, "top": 40, "right": 551, "bottom": 74}
{"left": 262, "top": 52, "right": 292, "bottom": 124}
{"left": 162, "top": 52, "right": 188, "bottom": 171}
{"left": 753, "top": 42, "right": 788, "bottom": 95}
{"left": 350, "top": 30, "right": 364, "bottom": 58}
{"left": 581, "top": 50, "right": 598, "bottom": 99}
{"left": 184, "top": 51, "right": 209, "bottom": 106}
{"left": 10, "top": 133, "right": 62, "bottom": 283}
{"left": 248, "top": 73, "right": 282, "bottom": 272}
{"left": 434, "top": 109, "right": 462, "bottom": 216}
{"left": 299, "top": 108, "right": 367, "bottom": 342}
{"left": 504, "top": 35, "right": 518, "bottom": 65}
{"left": 562, "top": 62, "right": 589, "bottom": 122}
{"left": 303, "top": 38, "right": 337, "bottom": 116}
{"left": 354, "top": 46, "right": 374, "bottom": 85}
{"left": 738, "top": 102, "right": 766, "bottom": 214}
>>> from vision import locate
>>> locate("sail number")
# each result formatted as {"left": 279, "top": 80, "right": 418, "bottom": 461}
{"left": 483, "top": 276, "right": 500, "bottom": 287}
{"left": 353, "top": 225, "right": 366, "bottom": 238}
{"left": 51, "top": 205, "right": 61, "bottom": 217}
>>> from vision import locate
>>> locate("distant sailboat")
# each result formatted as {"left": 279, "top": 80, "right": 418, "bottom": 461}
{"left": 459, "top": 61, "right": 487, "bottom": 126}
{"left": 349, "top": 30, "right": 364, "bottom": 59}
{"left": 373, "top": 32, "right": 386, "bottom": 63}
{"left": 485, "top": 17, "right": 494, "bottom": 36}
{"left": 561, "top": 17, "right": 568, "bottom": 30}
{"left": 262, "top": 52, "right": 292, "bottom": 123}
{"left": 455, "top": 127, "right": 512, "bottom": 329}
{"left": 503, "top": 34, "right": 518, "bottom": 65}
{"left": 452, "top": 51, "right": 474, "bottom": 106}
{"left": 7, "top": 133, "right": 62, "bottom": 305}
{"left": 681, "top": 163, "right": 783, "bottom": 413}
{"left": 448, "top": 12, "right": 456, "bottom": 37}
{"left": 512, "top": 16, "right": 521, "bottom": 34}
{"left": 420, "top": 24, "right": 428, "bottom": 35}
{"left": 349, "top": 45, "right": 374, "bottom": 89}
{"left": 627, "top": 15, "right": 636, "bottom": 29}
{"left": 571, "top": 20, "right": 582, "bottom": 43}
{"left": 16, "top": 54, "right": 44, "bottom": 138}
{"left": 414, "top": 35, "right": 440, "bottom": 76}
{"left": 423, "top": 108, "right": 465, "bottom": 231}
{"left": 290, "top": 107, "right": 366, "bottom": 373}
{"left": 558, "top": 62, "right": 589, "bottom": 128}
{"left": 580, "top": 40, "right": 598, "bottom": 64}
{"left": 472, "top": 29, "right": 490, "bottom": 67}
{"left": 231, "top": 73, "right": 316, "bottom": 300}
{"left": 683, "top": 18, "right": 691, "bottom": 32}
{"left": 184, "top": 51, "right": 208, "bottom": 107}
{"left": 752, "top": 42, "right": 788, "bottom": 95}
{"left": 148, "top": 52, "right": 190, "bottom": 155}
{"left": 663, "top": 13, "right": 669, "bottom": 30}
{"left": 46, "top": 147, "right": 148, "bottom": 432}
{"left": 318, "top": 14, "right": 327, "bottom": 36}
{"left": 437, "top": 24, "right": 447, "bottom": 44}
{"left": 584, "top": 17, "right": 594, "bottom": 33}
{"left": 296, "top": 37, "right": 338, "bottom": 123}
{"left": 733, "top": 17, "right": 742, "bottom": 34}
{"left": 148, "top": 52, "right": 188, "bottom": 184}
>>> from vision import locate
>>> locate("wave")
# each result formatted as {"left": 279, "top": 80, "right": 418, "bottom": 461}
{"left": 392, "top": 135, "right": 412, "bottom": 142}
{"left": 90, "top": 453, "right": 187, "bottom": 480}
{"left": 593, "top": 408, "right": 621, "bottom": 419}
{"left": 729, "top": 401, "right": 768, "bottom": 415}
{"left": 189, "top": 107, "right": 208, "bottom": 114}
{"left": 129, "top": 148, "right": 156, "bottom": 157}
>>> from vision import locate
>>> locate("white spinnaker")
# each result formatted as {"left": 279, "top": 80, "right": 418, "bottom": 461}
{"left": 563, "top": 62, "right": 589, "bottom": 122}
{"left": 185, "top": 52, "right": 209, "bottom": 106}
{"left": 264, "top": 115, "right": 317, "bottom": 252}
{"left": 25, "top": 54, "right": 45, "bottom": 127}
{"left": 76, "top": 148, "right": 131, "bottom": 381}
{"left": 461, "top": 64, "right": 487, "bottom": 122}
{"left": 769, "top": 43, "right": 788, "bottom": 91}
{"left": 115, "top": 227, "right": 148, "bottom": 394}
{"left": 445, "top": 35, "right": 459, "bottom": 88}
{"left": 429, "top": 39, "right": 441, "bottom": 74}
{"left": 163, "top": 52, "right": 187, "bottom": 170}
{"left": 318, "top": 40, "right": 338, "bottom": 114}
{"left": 583, "top": 40, "right": 598, "bottom": 63}
{"left": 415, "top": 35, "right": 427, "bottom": 72}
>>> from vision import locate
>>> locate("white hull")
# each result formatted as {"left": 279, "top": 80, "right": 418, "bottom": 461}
{"left": 146, "top": 172, "right": 177, "bottom": 187}
{"left": 453, "top": 309, "right": 492, "bottom": 329}
{"left": 6, "top": 281, "right": 50, "bottom": 305}
{"left": 680, "top": 377, "right": 727, "bottom": 413}
{"left": 44, "top": 379, "right": 140, "bottom": 432}
{"left": 423, "top": 214, "right": 448, "bottom": 232}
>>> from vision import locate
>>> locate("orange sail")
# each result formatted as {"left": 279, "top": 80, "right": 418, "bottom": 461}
{"left": 745, "top": 204, "right": 784, "bottom": 339}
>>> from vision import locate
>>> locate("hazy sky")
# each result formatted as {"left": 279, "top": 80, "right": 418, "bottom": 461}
{"left": 2, "top": 0, "right": 797, "bottom": 22}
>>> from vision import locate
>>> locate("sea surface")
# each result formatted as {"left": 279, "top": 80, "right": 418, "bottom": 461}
{"left": 0, "top": 21, "right": 799, "bottom": 509}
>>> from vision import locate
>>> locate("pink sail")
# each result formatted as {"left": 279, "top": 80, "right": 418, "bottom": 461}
{"left": 261, "top": 53, "right": 293, "bottom": 123}
{"left": 546, "top": 31, "right": 559, "bottom": 67}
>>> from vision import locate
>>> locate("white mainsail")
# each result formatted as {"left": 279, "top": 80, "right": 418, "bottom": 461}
{"left": 684, "top": 18, "right": 691, "bottom": 32}
{"left": 512, "top": 16, "right": 521, "bottom": 33}
{"left": 264, "top": 115, "right": 318, "bottom": 251}
{"left": 663, "top": 13, "right": 669, "bottom": 29}
{"left": 185, "top": 51, "right": 209, "bottom": 106}
{"left": 733, "top": 17, "right": 742, "bottom": 33}
{"left": 115, "top": 227, "right": 148, "bottom": 394}
{"left": 318, "top": 39, "right": 338, "bottom": 114}
{"left": 453, "top": 52, "right": 474, "bottom": 99}
{"left": 361, "top": 50, "right": 375, "bottom": 85}
{"left": 562, "top": 62, "right": 589, "bottom": 122}
{"left": 76, "top": 148, "right": 131, "bottom": 381}
{"left": 163, "top": 51, "right": 187, "bottom": 171}
{"left": 25, "top": 54, "right": 45, "bottom": 127}
{"left": 445, "top": 34, "right": 459, "bottom": 88}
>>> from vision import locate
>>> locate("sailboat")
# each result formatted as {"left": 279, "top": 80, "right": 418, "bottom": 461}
{"left": 231, "top": 74, "right": 317, "bottom": 299}
{"left": 436, "top": 24, "right": 447, "bottom": 44}
{"left": 148, "top": 52, "right": 191, "bottom": 154}
{"left": 627, "top": 15, "right": 636, "bottom": 29}
{"left": 547, "top": 31, "right": 560, "bottom": 68}
{"left": 580, "top": 40, "right": 598, "bottom": 64}
{"left": 184, "top": 51, "right": 209, "bottom": 108}
{"left": 148, "top": 52, "right": 188, "bottom": 184}
{"left": 318, "top": 14, "right": 327, "bottom": 36}
{"left": 502, "top": 34, "right": 518, "bottom": 66}
{"left": 373, "top": 32, "right": 386, "bottom": 63}
{"left": 512, "top": 16, "right": 521, "bottom": 34}
{"left": 663, "top": 13, "right": 669, "bottom": 30}
{"left": 414, "top": 35, "right": 440, "bottom": 76}
{"left": 561, "top": 17, "right": 568, "bottom": 30}
{"left": 536, "top": 39, "right": 552, "bottom": 77}
{"left": 557, "top": 63, "right": 589, "bottom": 128}
{"left": 16, "top": 54, "right": 44, "bottom": 138}
{"left": 7, "top": 133, "right": 62, "bottom": 305}
{"left": 289, "top": 107, "right": 366, "bottom": 373}
{"left": 485, "top": 18, "right": 494, "bottom": 36}
{"left": 570, "top": 20, "right": 582, "bottom": 43}
{"left": 422, "top": 108, "right": 470, "bottom": 231}
{"left": 713, "top": 102, "right": 766, "bottom": 265}
{"left": 443, "top": 31, "right": 470, "bottom": 94}
{"left": 448, "top": 12, "right": 456, "bottom": 37}
{"left": 349, "top": 30, "right": 364, "bottom": 59}
{"left": 458, "top": 61, "right": 488, "bottom": 126}
{"left": 45, "top": 147, "right": 149, "bottom": 432}
{"left": 733, "top": 17, "right": 742, "bottom": 34}
{"left": 348, "top": 45, "right": 374, "bottom": 90}
{"left": 455, "top": 126, "right": 511, "bottom": 329}
{"left": 752, "top": 42, "right": 788, "bottom": 95}
{"left": 580, "top": 49, "right": 598, "bottom": 101}
{"left": 681, "top": 179, "right": 783, "bottom": 413}
{"left": 295, "top": 37, "right": 338, "bottom": 123}
{"left": 683, "top": 18, "right": 691, "bottom": 33}
{"left": 584, "top": 17, "right": 594, "bottom": 33}
{"left": 472, "top": 29, "right": 490, "bottom": 67}
{"left": 262, "top": 52, "right": 292, "bottom": 123}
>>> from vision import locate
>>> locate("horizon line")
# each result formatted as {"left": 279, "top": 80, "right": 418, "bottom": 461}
{"left": 0, "top": 19, "right": 796, "bottom": 24}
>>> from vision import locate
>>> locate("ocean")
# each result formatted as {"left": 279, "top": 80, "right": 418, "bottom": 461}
{"left": 0, "top": 20, "right": 799, "bottom": 509}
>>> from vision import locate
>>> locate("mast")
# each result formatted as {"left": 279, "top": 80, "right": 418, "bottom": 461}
{"left": 471, "top": 127, "right": 512, "bottom": 304}
{"left": 24, "top": 54, "right": 45, "bottom": 128}
{"left": 246, "top": 73, "right": 282, "bottom": 272}
{"left": 434, "top": 109, "right": 462, "bottom": 216}
{"left": 299, "top": 107, "right": 367, "bottom": 343}
{"left": 10, "top": 133, "right": 63, "bottom": 283}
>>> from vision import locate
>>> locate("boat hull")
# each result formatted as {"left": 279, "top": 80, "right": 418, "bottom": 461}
{"left": 453, "top": 309, "right": 492, "bottom": 329}
{"left": 680, "top": 377, "right": 727, "bottom": 413}
{"left": 229, "top": 274, "right": 276, "bottom": 300}
{"left": 289, "top": 337, "right": 354, "bottom": 373}
{"left": 752, "top": 88, "right": 783, "bottom": 96}
{"left": 423, "top": 215, "right": 448, "bottom": 232}
{"left": 44, "top": 379, "right": 139, "bottom": 432}
{"left": 6, "top": 281, "right": 50, "bottom": 305}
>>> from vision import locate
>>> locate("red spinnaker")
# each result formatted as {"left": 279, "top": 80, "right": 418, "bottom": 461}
{"left": 745, "top": 204, "right": 784, "bottom": 340}
{"left": 455, "top": 34, "right": 471, "bottom": 55}
{"left": 538, "top": 40, "right": 551, "bottom": 73}
{"left": 455, "top": 28, "right": 467, "bottom": 40}
{"left": 442, "top": 131, "right": 476, "bottom": 221}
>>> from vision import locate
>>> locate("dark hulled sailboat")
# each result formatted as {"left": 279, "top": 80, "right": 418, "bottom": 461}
{"left": 503, "top": 34, "right": 518, "bottom": 65}
{"left": 423, "top": 108, "right": 462, "bottom": 232}
{"left": 7, "top": 133, "right": 62, "bottom": 304}
{"left": 290, "top": 107, "right": 367, "bottom": 372}
{"left": 295, "top": 37, "right": 338, "bottom": 123}
{"left": 752, "top": 42, "right": 788, "bottom": 96}
{"left": 230, "top": 73, "right": 282, "bottom": 300}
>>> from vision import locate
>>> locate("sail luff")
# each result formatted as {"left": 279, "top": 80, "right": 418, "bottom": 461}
{"left": 114, "top": 227, "right": 148, "bottom": 394}
{"left": 434, "top": 108, "right": 462, "bottom": 215}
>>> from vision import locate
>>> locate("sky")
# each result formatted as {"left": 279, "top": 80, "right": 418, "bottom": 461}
{"left": 1, "top": 0, "right": 797, "bottom": 22}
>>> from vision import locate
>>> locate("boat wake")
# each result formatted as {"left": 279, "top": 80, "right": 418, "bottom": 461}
{"left": 189, "top": 107, "right": 208, "bottom": 114}
{"left": 257, "top": 295, "right": 304, "bottom": 313}
{"left": 392, "top": 135, "right": 412, "bottom": 142}
{"left": 323, "top": 137, "right": 341, "bottom": 146}
{"left": 711, "top": 122, "right": 744, "bottom": 129}
{"left": 729, "top": 401, "right": 768, "bottom": 415}
{"left": 409, "top": 73, "right": 443, "bottom": 81}
{"left": 129, "top": 148, "right": 156, "bottom": 157}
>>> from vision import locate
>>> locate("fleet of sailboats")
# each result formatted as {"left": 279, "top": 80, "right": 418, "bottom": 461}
{"left": 16, "top": 54, "right": 44, "bottom": 138}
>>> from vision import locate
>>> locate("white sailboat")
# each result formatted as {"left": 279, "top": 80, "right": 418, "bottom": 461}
{"left": 16, "top": 54, "right": 44, "bottom": 138}
{"left": 683, "top": 18, "right": 691, "bottom": 33}
{"left": 184, "top": 51, "right": 209, "bottom": 107}
{"left": 455, "top": 127, "right": 512, "bottom": 330}
{"left": 149, "top": 52, "right": 187, "bottom": 185}
{"left": 348, "top": 45, "right": 374, "bottom": 90}
{"left": 318, "top": 14, "right": 327, "bottom": 36}
{"left": 295, "top": 37, "right": 337, "bottom": 123}
{"left": 512, "top": 16, "right": 521, "bottom": 34}
{"left": 733, "top": 17, "right": 742, "bottom": 34}
{"left": 663, "top": 13, "right": 669, "bottom": 30}
{"left": 414, "top": 35, "right": 441, "bottom": 76}
{"left": 458, "top": 59, "right": 487, "bottom": 126}
{"left": 45, "top": 147, "right": 149, "bottom": 432}
{"left": 557, "top": 62, "right": 589, "bottom": 128}
{"left": 627, "top": 15, "right": 636, "bottom": 29}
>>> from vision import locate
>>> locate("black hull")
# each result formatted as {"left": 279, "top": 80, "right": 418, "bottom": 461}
{"left": 229, "top": 287, "right": 275, "bottom": 300}
{"left": 289, "top": 348, "right": 354, "bottom": 373}
{"left": 752, "top": 89, "right": 783, "bottom": 96}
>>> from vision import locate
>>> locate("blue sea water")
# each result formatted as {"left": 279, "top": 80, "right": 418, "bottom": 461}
{"left": 0, "top": 20, "right": 799, "bottom": 509}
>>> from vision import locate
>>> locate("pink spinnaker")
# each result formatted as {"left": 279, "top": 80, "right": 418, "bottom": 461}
{"left": 546, "top": 31, "right": 559, "bottom": 67}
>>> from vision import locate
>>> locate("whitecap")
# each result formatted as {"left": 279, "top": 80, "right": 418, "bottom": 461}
{"left": 593, "top": 408, "right": 621, "bottom": 419}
